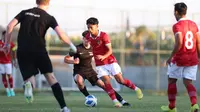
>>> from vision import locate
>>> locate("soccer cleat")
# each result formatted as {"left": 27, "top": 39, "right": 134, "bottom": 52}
{"left": 6, "top": 89, "right": 11, "bottom": 97}
{"left": 10, "top": 89, "right": 15, "bottom": 97}
{"left": 24, "top": 81, "right": 34, "bottom": 103}
{"left": 136, "top": 88, "right": 143, "bottom": 100}
{"left": 161, "top": 105, "right": 177, "bottom": 112}
{"left": 114, "top": 101, "right": 122, "bottom": 108}
{"left": 60, "top": 107, "right": 71, "bottom": 112}
{"left": 122, "top": 102, "right": 131, "bottom": 107}
{"left": 190, "top": 104, "right": 199, "bottom": 112}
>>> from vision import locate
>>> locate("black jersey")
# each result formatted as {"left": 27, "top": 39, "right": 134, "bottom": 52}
{"left": 69, "top": 44, "right": 94, "bottom": 73}
{"left": 15, "top": 7, "right": 58, "bottom": 52}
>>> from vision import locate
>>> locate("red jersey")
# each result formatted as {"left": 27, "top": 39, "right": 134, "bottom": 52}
{"left": 172, "top": 18, "right": 199, "bottom": 66}
{"left": 86, "top": 31, "right": 117, "bottom": 66}
{"left": 0, "top": 40, "right": 15, "bottom": 64}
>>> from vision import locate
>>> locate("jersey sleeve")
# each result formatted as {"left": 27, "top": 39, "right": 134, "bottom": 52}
{"left": 49, "top": 16, "right": 58, "bottom": 29}
{"left": 14, "top": 10, "right": 25, "bottom": 23}
{"left": 102, "top": 33, "right": 111, "bottom": 45}
{"left": 172, "top": 24, "right": 181, "bottom": 35}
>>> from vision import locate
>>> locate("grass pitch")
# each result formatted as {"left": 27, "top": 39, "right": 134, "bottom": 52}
{"left": 0, "top": 92, "right": 198, "bottom": 112}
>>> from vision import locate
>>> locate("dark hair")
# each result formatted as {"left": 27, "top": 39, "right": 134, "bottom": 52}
{"left": 36, "top": 0, "right": 50, "bottom": 5}
{"left": 86, "top": 17, "right": 99, "bottom": 25}
{"left": 2, "top": 31, "right": 6, "bottom": 36}
{"left": 174, "top": 2, "right": 187, "bottom": 16}
{"left": 82, "top": 30, "right": 89, "bottom": 37}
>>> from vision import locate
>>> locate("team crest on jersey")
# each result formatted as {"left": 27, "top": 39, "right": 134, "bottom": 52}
{"left": 97, "top": 40, "right": 101, "bottom": 45}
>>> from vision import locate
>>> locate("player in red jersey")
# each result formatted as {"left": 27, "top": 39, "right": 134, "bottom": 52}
{"left": 64, "top": 31, "right": 130, "bottom": 107}
{"left": 0, "top": 31, "right": 17, "bottom": 97}
{"left": 161, "top": 2, "right": 200, "bottom": 112}
{"left": 85, "top": 17, "right": 143, "bottom": 105}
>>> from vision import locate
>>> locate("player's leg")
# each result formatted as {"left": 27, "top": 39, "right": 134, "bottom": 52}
{"left": 5, "top": 63, "right": 15, "bottom": 96}
{"left": 74, "top": 74, "right": 90, "bottom": 97}
{"left": 38, "top": 52, "right": 70, "bottom": 112}
{"left": 24, "top": 76, "right": 36, "bottom": 103}
{"left": 17, "top": 51, "right": 36, "bottom": 103}
{"left": 161, "top": 77, "right": 177, "bottom": 112}
{"left": 109, "top": 63, "right": 143, "bottom": 99}
{"left": 95, "top": 78, "right": 131, "bottom": 106}
{"left": 96, "top": 66, "right": 122, "bottom": 107}
{"left": 182, "top": 65, "right": 199, "bottom": 112}
{"left": 2, "top": 74, "right": 10, "bottom": 97}
{"left": 161, "top": 63, "right": 179, "bottom": 112}
{"left": 0, "top": 64, "right": 10, "bottom": 96}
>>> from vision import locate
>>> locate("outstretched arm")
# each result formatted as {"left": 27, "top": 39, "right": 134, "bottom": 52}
{"left": 5, "top": 19, "right": 18, "bottom": 45}
{"left": 54, "top": 26, "right": 77, "bottom": 53}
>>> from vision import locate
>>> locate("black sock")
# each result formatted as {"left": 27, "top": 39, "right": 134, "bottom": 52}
{"left": 51, "top": 83, "right": 66, "bottom": 109}
{"left": 79, "top": 86, "right": 90, "bottom": 97}
{"left": 115, "top": 91, "right": 123, "bottom": 102}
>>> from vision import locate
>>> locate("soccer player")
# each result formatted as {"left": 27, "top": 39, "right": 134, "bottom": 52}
{"left": 3, "top": 0, "right": 77, "bottom": 112}
{"left": 64, "top": 30, "right": 130, "bottom": 107}
{"left": 161, "top": 2, "right": 200, "bottom": 112}
{"left": 0, "top": 31, "right": 16, "bottom": 97}
{"left": 85, "top": 17, "right": 143, "bottom": 101}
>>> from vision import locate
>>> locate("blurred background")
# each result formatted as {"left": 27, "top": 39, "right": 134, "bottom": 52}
{"left": 0, "top": 0, "right": 200, "bottom": 93}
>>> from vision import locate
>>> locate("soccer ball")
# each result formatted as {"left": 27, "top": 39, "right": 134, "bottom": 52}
{"left": 84, "top": 95, "right": 97, "bottom": 107}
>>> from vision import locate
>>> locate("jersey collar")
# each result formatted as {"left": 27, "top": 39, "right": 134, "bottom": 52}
{"left": 89, "top": 30, "right": 101, "bottom": 39}
{"left": 178, "top": 17, "right": 188, "bottom": 22}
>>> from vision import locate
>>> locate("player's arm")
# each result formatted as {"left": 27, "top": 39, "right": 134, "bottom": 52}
{"left": 64, "top": 48, "right": 79, "bottom": 64}
{"left": 104, "top": 43, "right": 113, "bottom": 58}
{"left": 50, "top": 16, "right": 77, "bottom": 52}
{"left": 11, "top": 48, "right": 17, "bottom": 60}
{"left": 196, "top": 32, "right": 200, "bottom": 58}
{"left": 96, "top": 34, "right": 112, "bottom": 61}
{"left": 54, "top": 26, "right": 76, "bottom": 50}
{"left": 10, "top": 43, "right": 17, "bottom": 67}
{"left": 64, "top": 55, "right": 80, "bottom": 64}
{"left": 4, "top": 19, "right": 18, "bottom": 45}
{"left": 64, "top": 55, "right": 75, "bottom": 64}
{"left": 91, "top": 57, "right": 96, "bottom": 70}
{"left": 168, "top": 32, "right": 183, "bottom": 63}
{"left": 5, "top": 11, "right": 24, "bottom": 46}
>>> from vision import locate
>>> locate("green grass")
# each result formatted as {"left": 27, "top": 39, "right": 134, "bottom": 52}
{"left": 0, "top": 92, "right": 198, "bottom": 112}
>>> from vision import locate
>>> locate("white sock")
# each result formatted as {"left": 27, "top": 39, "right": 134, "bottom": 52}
{"left": 62, "top": 107, "right": 69, "bottom": 110}
{"left": 121, "top": 100, "right": 126, "bottom": 104}
{"left": 10, "top": 88, "right": 14, "bottom": 91}
{"left": 113, "top": 99, "right": 118, "bottom": 103}
{"left": 135, "top": 87, "right": 139, "bottom": 91}
{"left": 6, "top": 88, "right": 9, "bottom": 92}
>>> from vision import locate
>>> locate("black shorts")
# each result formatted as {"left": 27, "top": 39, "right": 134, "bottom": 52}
{"left": 17, "top": 51, "right": 53, "bottom": 81}
{"left": 73, "top": 70, "right": 98, "bottom": 86}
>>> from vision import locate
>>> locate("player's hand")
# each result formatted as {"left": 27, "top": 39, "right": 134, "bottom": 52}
{"left": 13, "top": 60, "right": 18, "bottom": 68}
{"left": 96, "top": 55, "right": 106, "bottom": 61}
{"left": 74, "top": 58, "right": 80, "bottom": 64}
{"left": 166, "top": 57, "right": 172, "bottom": 66}
{"left": 3, "top": 44, "right": 11, "bottom": 55}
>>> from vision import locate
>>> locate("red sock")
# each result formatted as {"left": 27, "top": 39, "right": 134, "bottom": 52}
{"left": 2, "top": 75, "right": 8, "bottom": 88}
{"left": 104, "top": 83, "right": 116, "bottom": 100}
{"left": 124, "top": 79, "right": 136, "bottom": 90}
{"left": 186, "top": 83, "right": 197, "bottom": 106}
{"left": 8, "top": 76, "right": 13, "bottom": 88}
{"left": 168, "top": 83, "right": 177, "bottom": 109}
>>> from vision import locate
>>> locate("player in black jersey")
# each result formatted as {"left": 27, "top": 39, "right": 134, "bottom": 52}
{"left": 64, "top": 31, "right": 130, "bottom": 107}
{"left": 3, "top": 0, "right": 76, "bottom": 112}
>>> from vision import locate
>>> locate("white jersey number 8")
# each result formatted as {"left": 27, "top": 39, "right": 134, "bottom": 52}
{"left": 185, "top": 31, "right": 193, "bottom": 49}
